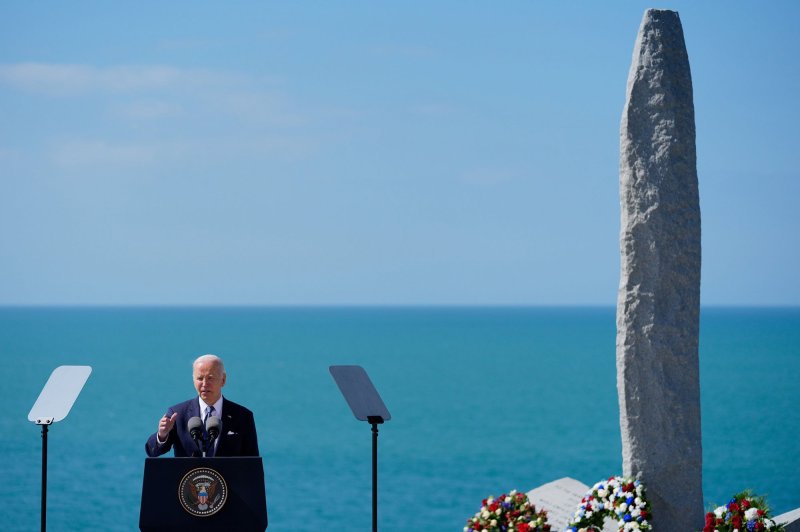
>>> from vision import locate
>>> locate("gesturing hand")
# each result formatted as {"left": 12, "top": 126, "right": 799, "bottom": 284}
{"left": 157, "top": 412, "right": 178, "bottom": 440}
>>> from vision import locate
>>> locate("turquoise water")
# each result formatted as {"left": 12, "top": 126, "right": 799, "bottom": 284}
{"left": 2, "top": 306, "right": 798, "bottom": 531}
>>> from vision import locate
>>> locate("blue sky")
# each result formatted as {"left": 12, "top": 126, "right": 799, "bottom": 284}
{"left": 1, "top": 2, "right": 798, "bottom": 306}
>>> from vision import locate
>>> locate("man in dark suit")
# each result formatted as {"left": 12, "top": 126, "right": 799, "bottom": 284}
{"left": 145, "top": 354, "right": 259, "bottom": 457}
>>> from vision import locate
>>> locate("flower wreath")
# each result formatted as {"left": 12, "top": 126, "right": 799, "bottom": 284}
{"left": 565, "top": 476, "right": 652, "bottom": 531}
{"left": 703, "top": 490, "right": 786, "bottom": 532}
{"left": 465, "top": 489, "right": 552, "bottom": 532}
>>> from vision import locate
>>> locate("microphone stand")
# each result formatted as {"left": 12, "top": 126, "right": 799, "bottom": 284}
{"left": 188, "top": 417, "right": 205, "bottom": 457}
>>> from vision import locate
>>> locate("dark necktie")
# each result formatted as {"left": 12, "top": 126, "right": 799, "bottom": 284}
{"left": 203, "top": 405, "right": 215, "bottom": 456}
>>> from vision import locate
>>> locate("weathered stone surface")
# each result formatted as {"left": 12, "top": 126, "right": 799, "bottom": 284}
{"left": 776, "top": 508, "right": 800, "bottom": 532}
{"left": 527, "top": 478, "right": 616, "bottom": 532}
{"left": 617, "top": 9, "right": 702, "bottom": 530}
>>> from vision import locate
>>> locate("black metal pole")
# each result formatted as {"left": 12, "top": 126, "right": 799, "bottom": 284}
{"left": 41, "top": 424, "right": 48, "bottom": 532}
{"left": 371, "top": 421, "right": 378, "bottom": 532}
{"left": 367, "top": 415, "right": 384, "bottom": 532}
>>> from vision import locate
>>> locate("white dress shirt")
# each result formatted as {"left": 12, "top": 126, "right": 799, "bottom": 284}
{"left": 199, "top": 396, "right": 224, "bottom": 453}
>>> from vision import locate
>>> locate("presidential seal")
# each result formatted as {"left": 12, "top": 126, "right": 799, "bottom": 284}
{"left": 178, "top": 467, "right": 228, "bottom": 517}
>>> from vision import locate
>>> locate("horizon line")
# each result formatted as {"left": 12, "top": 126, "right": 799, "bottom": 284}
{"left": 1, "top": 303, "right": 798, "bottom": 310}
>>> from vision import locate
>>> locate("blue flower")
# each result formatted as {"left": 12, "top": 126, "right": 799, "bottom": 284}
{"left": 624, "top": 513, "right": 632, "bottom": 522}
{"left": 626, "top": 496, "right": 635, "bottom": 505}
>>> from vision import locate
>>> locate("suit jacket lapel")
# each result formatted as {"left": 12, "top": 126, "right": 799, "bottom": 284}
{"left": 189, "top": 399, "right": 201, "bottom": 418}
{"left": 217, "top": 397, "right": 233, "bottom": 455}
{"left": 179, "top": 399, "right": 202, "bottom": 457}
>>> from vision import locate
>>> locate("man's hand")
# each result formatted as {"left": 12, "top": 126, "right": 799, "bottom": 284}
{"left": 157, "top": 412, "right": 178, "bottom": 440}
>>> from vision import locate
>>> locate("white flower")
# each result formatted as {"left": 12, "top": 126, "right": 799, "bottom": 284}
{"left": 490, "top": 519, "right": 497, "bottom": 527}
{"left": 619, "top": 502, "right": 628, "bottom": 512}
{"left": 597, "top": 488, "right": 608, "bottom": 498}
{"left": 481, "top": 510, "right": 490, "bottom": 519}
{"left": 714, "top": 505, "right": 726, "bottom": 518}
{"left": 745, "top": 507, "right": 760, "bottom": 521}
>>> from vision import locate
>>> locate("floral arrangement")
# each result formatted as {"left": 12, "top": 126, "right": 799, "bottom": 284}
{"left": 702, "top": 491, "right": 785, "bottom": 532}
{"left": 565, "top": 476, "right": 652, "bottom": 532}
{"left": 465, "top": 490, "right": 552, "bottom": 532}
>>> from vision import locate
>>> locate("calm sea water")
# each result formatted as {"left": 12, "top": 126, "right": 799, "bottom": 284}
{"left": 1, "top": 306, "right": 798, "bottom": 531}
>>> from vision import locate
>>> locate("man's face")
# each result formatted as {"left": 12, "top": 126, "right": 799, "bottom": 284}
{"left": 193, "top": 360, "right": 226, "bottom": 405}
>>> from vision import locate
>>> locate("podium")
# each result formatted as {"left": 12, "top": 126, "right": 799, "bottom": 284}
{"left": 140, "top": 457, "right": 267, "bottom": 531}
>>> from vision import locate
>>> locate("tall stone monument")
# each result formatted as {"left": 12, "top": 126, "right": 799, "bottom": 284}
{"left": 617, "top": 9, "right": 702, "bottom": 530}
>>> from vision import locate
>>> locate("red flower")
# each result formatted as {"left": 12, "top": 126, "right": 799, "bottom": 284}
{"left": 757, "top": 509, "right": 765, "bottom": 516}
{"left": 729, "top": 502, "right": 740, "bottom": 513}
{"left": 741, "top": 499, "right": 751, "bottom": 509}
{"left": 732, "top": 515, "right": 743, "bottom": 528}
{"left": 516, "top": 524, "right": 530, "bottom": 532}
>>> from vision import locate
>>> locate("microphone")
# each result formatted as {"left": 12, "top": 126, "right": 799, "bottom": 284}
{"left": 187, "top": 416, "right": 204, "bottom": 454}
{"left": 206, "top": 415, "right": 222, "bottom": 446}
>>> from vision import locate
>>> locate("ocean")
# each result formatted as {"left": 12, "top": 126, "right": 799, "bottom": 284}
{"left": 1, "top": 306, "right": 798, "bottom": 531}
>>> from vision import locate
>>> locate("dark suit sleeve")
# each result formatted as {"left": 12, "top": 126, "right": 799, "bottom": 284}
{"left": 145, "top": 407, "right": 176, "bottom": 457}
{"left": 242, "top": 408, "right": 260, "bottom": 456}
{"left": 218, "top": 400, "right": 260, "bottom": 457}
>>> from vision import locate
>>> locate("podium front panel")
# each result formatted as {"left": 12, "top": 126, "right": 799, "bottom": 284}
{"left": 140, "top": 457, "right": 267, "bottom": 531}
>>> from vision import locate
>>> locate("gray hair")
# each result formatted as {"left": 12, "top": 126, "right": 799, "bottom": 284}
{"left": 193, "top": 354, "right": 226, "bottom": 375}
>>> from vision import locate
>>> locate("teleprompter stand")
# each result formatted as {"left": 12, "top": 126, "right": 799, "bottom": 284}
{"left": 28, "top": 365, "right": 92, "bottom": 532}
{"left": 329, "top": 365, "right": 391, "bottom": 532}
